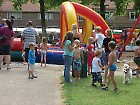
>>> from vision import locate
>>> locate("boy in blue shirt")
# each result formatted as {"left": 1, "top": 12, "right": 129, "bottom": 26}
{"left": 28, "top": 42, "right": 37, "bottom": 79}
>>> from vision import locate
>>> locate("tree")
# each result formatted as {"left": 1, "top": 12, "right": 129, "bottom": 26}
{"left": 39, "top": 0, "right": 46, "bottom": 38}
{"left": 114, "top": 0, "right": 130, "bottom": 16}
{"left": 0, "top": 0, "right": 68, "bottom": 37}
{"left": 133, "top": 0, "right": 140, "bottom": 15}
{"left": 100, "top": 0, "right": 105, "bottom": 19}
{"left": 80, "top": 0, "right": 134, "bottom": 19}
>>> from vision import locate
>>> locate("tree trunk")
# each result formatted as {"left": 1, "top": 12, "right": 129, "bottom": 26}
{"left": 39, "top": 0, "right": 47, "bottom": 38}
{"left": 100, "top": 0, "right": 105, "bottom": 19}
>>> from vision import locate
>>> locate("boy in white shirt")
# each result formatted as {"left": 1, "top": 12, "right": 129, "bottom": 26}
{"left": 95, "top": 26, "right": 106, "bottom": 70}
{"left": 91, "top": 49, "right": 105, "bottom": 87}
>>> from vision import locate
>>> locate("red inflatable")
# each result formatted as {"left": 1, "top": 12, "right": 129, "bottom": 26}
{"left": 12, "top": 38, "right": 22, "bottom": 51}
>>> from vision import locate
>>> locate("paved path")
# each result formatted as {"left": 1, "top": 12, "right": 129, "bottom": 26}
{"left": 0, "top": 54, "right": 135, "bottom": 105}
{"left": 0, "top": 62, "right": 64, "bottom": 105}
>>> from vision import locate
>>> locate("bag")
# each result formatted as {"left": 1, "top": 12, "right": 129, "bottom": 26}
{"left": 0, "top": 28, "right": 7, "bottom": 43}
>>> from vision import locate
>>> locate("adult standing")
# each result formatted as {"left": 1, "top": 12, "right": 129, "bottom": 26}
{"left": 0, "top": 18, "right": 7, "bottom": 65}
{"left": 62, "top": 31, "right": 74, "bottom": 82}
{"left": 0, "top": 19, "right": 14, "bottom": 70}
{"left": 10, "top": 16, "right": 15, "bottom": 25}
{"left": 21, "top": 21, "right": 40, "bottom": 66}
{"left": 72, "top": 24, "right": 82, "bottom": 42}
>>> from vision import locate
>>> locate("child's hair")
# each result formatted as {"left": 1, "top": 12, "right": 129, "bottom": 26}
{"left": 72, "top": 24, "right": 78, "bottom": 30}
{"left": 74, "top": 39, "right": 80, "bottom": 47}
{"left": 136, "top": 40, "right": 140, "bottom": 46}
{"left": 29, "top": 42, "right": 35, "bottom": 48}
{"left": 108, "top": 41, "right": 116, "bottom": 49}
{"left": 62, "top": 31, "right": 74, "bottom": 46}
{"left": 88, "top": 37, "right": 94, "bottom": 44}
{"left": 106, "top": 29, "right": 113, "bottom": 38}
{"left": 95, "top": 26, "right": 102, "bottom": 32}
{"left": 95, "top": 49, "right": 102, "bottom": 56}
{"left": 42, "top": 37, "right": 47, "bottom": 43}
{"left": 74, "top": 39, "right": 80, "bottom": 44}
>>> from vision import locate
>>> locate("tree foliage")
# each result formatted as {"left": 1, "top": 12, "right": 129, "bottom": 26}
{"left": 8, "top": 0, "right": 38, "bottom": 11}
{"left": 113, "top": 0, "right": 131, "bottom": 16}
{"left": 133, "top": 0, "right": 140, "bottom": 15}
{"left": 80, "top": 0, "right": 99, "bottom": 6}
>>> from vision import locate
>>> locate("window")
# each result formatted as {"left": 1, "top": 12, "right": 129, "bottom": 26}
{"left": 48, "top": 13, "right": 53, "bottom": 20}
{"left": 105, "top": 11, "right": 114, "bottom": 20}
{"left": 7, "top": 12, "right": 22, "bottom": 19}
{"left": 78, "top": 16, "right": 83, "bottom": 21}
{"left": 38, "top": 13, "right": 53, "bottom": 20}
{"left": 129, "top": 12, "right": 137, "bottom": 20}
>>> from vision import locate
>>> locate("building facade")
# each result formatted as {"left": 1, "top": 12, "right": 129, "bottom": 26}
{"left": 0, "top": 0, "right": 140, "bottom": 29}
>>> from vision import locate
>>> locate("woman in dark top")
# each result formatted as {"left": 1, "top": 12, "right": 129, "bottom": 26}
{"left": 0, "top": 19, "right": 14, "bottom": 70}
{"left": 103, "top": 29, "right": 116, "bottom": 84}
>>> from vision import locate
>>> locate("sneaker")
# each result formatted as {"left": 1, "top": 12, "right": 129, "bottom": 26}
{"left": 3, "top": 62, "right": 6, "bottom": 65}
{"left": 102, "top": 87, "right": 108, "bottom": 90}
{"left": 7, "top": 68, "right": 11, "bottom": 70}
{"left": 91, "top": 83, "right": 97, "bottom": 87}
{"left": 113, "top": 88, "right": 118, "bottom": 92}
{"left": 117, "top": 59, "right": 120, "bottom": 63}
{"left": 65, "top": 80, "right": 72, "bottom": 83}
{"left": 33, "top": 75, "right": 37, "bottom": 78}
{"left": 28, "top": 76, "right": 34, "bottom": 79}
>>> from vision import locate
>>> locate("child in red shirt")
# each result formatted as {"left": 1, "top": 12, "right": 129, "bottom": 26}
{"left": 86, "top": 37, "right": 95, "bottom": 75}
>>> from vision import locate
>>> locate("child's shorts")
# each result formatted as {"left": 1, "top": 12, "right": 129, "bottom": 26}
{"left": 134, "top": 57, "right": 140, "bottom": 66}
{"left": 109, "top": 64, "right": 117, "bottom": 71}
{"left": 41, "top": 50, "right": 46, "bottom": 54}
{"left": 29, "top": 63, "right": 35, "bottom": 71}
{"left": 92, "top": 72, "right": 102, "bottom": 83}
{"left": 73, "top": 59, "right": 82, "bottom": 71}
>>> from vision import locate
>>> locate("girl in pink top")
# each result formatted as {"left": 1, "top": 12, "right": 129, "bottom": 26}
{"left": 86, "top": 37, "right": 95, "bottom": 75}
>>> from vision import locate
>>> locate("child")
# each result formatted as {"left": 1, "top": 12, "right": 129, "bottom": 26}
{"left": 73, "top": 39, "right": 84, "bottom": 80}
{"left": 86, "top": 37, "right": 95, "bottom": 75}
{"left": 28, "top": 42, "right": 37, "bottom": 79}
{"left": 102, "top": 41, "right": 117, "bottom": 91}
{"left": 134, "top": 40, "right": 140, "bottom": 77}
{"left": 40, "top": 37, "right": 48, "bottom": 67}
{"left": 91, "top": 49, "right": 105, "bottom": 87}
{"left": 22, "top": 51, "right": 26, "bottom": 64}
{"left": 103, "top": 29, "right": 116, "bottom": 84}
{"left": 95, "top": 26, "right": 106, "bottom": 68}
{"left": 21, "top": 38, "right": 26, "bottom": 64}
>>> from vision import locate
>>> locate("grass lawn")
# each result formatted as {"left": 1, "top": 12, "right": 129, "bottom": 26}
{"left": 62, "top": 76, "right": 140, "bottom": 105}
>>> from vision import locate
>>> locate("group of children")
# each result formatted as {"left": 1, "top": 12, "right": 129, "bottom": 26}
{"left": 86, "top": 28, "right": 117, "bottom": 91}
{"left": 62, "top": 25, "right": 118, "bottom": 91}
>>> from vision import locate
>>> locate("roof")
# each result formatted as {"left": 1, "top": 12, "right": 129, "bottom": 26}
{"left": 0, "top": 0, "right": 40, "bottom": 12}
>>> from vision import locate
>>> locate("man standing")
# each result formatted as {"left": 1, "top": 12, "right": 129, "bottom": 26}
{"left": 21, "top": 21, "right": 40, "bottom": 66}
{"left": 10, "top": 16, "right": 15, "bottom": 25}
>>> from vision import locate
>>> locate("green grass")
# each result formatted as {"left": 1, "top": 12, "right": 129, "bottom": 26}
{"left": 62, "top": 76, "right": 140, "bottom": 105}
